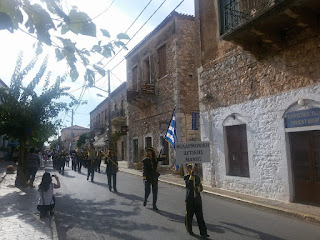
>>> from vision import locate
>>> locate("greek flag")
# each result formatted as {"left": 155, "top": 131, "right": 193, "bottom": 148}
{"left": 165, "top": 109, "right": 179, "bottom": 170}
{"left": 165, "top": 110, "right": 177, "bottom": 148}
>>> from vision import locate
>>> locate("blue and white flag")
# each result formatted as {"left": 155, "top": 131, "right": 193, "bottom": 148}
{"left": 165, "top": 108, "right": 179, "bottom": 170}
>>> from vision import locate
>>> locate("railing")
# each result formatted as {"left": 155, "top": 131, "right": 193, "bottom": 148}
{"left": 127, "top": 83, "right": 155, "bottom": 102}
{"left": 220, "top": 0, "right": 285, "bottom": 35}
{"left": 111, "top": 109, "right": 125, "bottom": 119}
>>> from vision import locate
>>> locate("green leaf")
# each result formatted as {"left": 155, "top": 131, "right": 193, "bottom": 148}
{"left": 85, "top": 69, "right": 95, "bottom": 87}
{"left": 0, "top": 12, "right": 14, "bottom": 32}
{"left": 117, "top": 33, "right": 130, "bottom": 40}
{"left": 91, "top": 45, "right": 102, "bottom": 53}
{"left": 100, "top": 29, "right": 110, "bottom": 38}
{"left": 55, "top": 49, "right": 64, "bottom": 61}
{"left": 70, "top": 66, "right": 79, "bottom": 81}
{"left": 35, "top": 42, "right": 43, "bottom": 55}
{"left": 82, "top": 49, "right": 90, "bottom": 56}
{"left": 114, "top": 40, "right": 128, "bottom": 50}
{"left": 24, "top": 3, "right": 55, "bottom": 46}
{"left": 0, "top": 0, "right": 23, "bottom": 30}
{"left": 102, "top": 48, "right": 111, "bottom": 58}
{"left": 93, "top": 64, "right": 105, "bottom": 77}
{"left": 61, "top": 24, "right": 69, "bottom": 34}
{"left": 68, "top": 9, "right": 96, "bottom": 37}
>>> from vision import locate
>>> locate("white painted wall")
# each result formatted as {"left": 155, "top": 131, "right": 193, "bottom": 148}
{"left": 200, "top": 84, "right": 320, "bottom": 202}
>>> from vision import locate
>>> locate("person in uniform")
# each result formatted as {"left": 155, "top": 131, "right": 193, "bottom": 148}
{"left": 87, "top": 144, "right": 96, "bottom": 182}
{"left": 184, "top": 164, "right": 209, "bottom": 238}
{"left": 142, "top": 147, "right": 160, "bottom": 210}
{"left": 106, "top": 148, "right": 118, "bottom": 192}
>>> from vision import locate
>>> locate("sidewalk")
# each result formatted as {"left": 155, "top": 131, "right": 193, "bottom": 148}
{"left": 116, "top": 161, "right": 320, "bottom": 224}
{"left": 0, "top": 162, "right": 58, "bottom": 240}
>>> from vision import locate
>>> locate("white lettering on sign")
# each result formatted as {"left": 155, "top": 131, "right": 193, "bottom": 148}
{"left": 176, "top": 141, "right": 211, "bottom": 164}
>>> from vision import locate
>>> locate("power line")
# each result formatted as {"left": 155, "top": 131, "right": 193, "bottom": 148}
{"left": 110, "top": 71, "right": 124, "bottom": 83}
{"left": 96, "top": 0, "right": 153, "bottom": 66}
{"left": 110, "top": 0, "right": 185, "bottom": 72}
{"left": 95, "top": 0, "right": 170, "bottom": 85}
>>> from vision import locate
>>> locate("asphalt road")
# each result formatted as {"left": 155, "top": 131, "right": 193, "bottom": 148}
{"left": 51, "top": 165, "right": 320, "bottom": 240}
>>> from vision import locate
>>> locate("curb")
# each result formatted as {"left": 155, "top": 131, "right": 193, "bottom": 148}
{"left": 118, "top": 168, "right": 320, "bottom": 224}
{"left": 0, "top": 172, "right": 6, "bottom": 183}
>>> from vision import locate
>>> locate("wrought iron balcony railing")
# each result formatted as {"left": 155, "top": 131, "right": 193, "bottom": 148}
{"left": 127, "top": 83, "right": 155, "bottom": 103}
{"left": 220, "top": 0, "right": 286, "bottom": 35}
{"left": 111, "top": 109, "right": 125, "bottom": 119}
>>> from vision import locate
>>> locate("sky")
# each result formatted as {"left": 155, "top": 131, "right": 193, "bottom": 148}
{"left": 0, "top": 0, "right": 195, "bottom": 137}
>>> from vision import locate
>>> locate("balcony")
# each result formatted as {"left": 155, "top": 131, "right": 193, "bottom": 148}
{"left": 111, "top": 109, "right": 126, "bottom": 125}
{"left": 220, "top": 0, "right": 320, "bottom": 54}
{"left": 127, "top": 83, "right": 156, "bottom": 107}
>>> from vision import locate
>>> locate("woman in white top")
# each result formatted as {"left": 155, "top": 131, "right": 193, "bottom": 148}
{"left": 37, "top": 172, "right": 60, "bottom": 218}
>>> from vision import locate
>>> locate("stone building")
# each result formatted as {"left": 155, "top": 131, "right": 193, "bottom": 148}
{"left": 125, "top": 11, "right": 200, "bottom": 169}
{"left": 89, "top": 83, "right": 127, "bottom": 160}
{"left": 195, "top": 0, "right": 320, "bottom": 206}
{"left": 61, "top": 125, "right": 90, "bottom": 151}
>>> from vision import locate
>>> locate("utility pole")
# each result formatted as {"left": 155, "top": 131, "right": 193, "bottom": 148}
{"left": 71, "top": 109, "right": 74, "bottom": 152}
{"left": 107, "top": 70, "right": 111, "bottom": 150}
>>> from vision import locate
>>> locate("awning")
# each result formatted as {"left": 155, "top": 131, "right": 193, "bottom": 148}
{"left": 93, "top": 136, "right": 106, "bottom": 148}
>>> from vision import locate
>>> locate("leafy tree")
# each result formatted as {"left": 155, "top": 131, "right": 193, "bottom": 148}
{"left": 0, "top": 52, "right": 79, "bottom": 186}
{"left": 0, "top": 0, "right": 130, "bottom": 83}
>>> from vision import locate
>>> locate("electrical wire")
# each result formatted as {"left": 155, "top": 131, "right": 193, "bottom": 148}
{"left": 110, "top": 0, "right": 185, "bottom": 72}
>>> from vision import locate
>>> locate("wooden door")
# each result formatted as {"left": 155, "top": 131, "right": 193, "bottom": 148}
{"left": 290, "top": 130, "right": 320, "bottom": 206}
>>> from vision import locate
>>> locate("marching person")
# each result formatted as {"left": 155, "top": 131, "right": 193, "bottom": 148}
{"left": 87, "top": 144, "right": 96, "bottom": 182}
{"left": 184, "top": 164, "right": 209, "bottom": 238}
{"left": 142, "top": 147, "right": 160, "bottom": 211}
{"left": 25, "top": 148, "right": 40, "bottom": 188}
{"left": 106, "top": 148, "right": 118, "bottom": 192}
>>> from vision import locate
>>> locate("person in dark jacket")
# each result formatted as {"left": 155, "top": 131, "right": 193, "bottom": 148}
{"left": 142, "top": 147, "right": 160, "bottom": 210}
{"left": 106, "top": 149, "right": 118, "bottom": 192}
{"left": 25, "top": 148, "right": 40, "bottom": 188}
{"left": 184, "top": 164, "right": 209, "bottom": 238}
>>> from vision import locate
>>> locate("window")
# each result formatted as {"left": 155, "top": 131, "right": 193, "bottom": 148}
{"left": 158, "top": 45, "right": 166, "bottom": 78}
{"left": 133, "top": 139, "right": 139, "bottom": 163}
{"left": 121, "top": 100, "right": 124, "bottom": 110}
{"left": 160, "top": 136, "right": 169, "bottom": 165}
{"left": 132, "top": 66, "right": 138, "bottom": 91}
{"left": 143, "top": 57, "right": 151, "bottom": 83}
{"left": 225, "top": 124, "right": 250, "bottom": 177}
{"left": 145, "top": 137, "right": 152, "bottom": 149}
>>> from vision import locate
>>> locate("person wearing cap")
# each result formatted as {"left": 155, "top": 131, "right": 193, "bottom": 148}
{"left": 184, "top": 164, "right": 209, "bottom": 238}
{"left": 142, "top": 147, "right": 160, "bottom": 210}
{"left": 106, "top": 148, "right": 118, "bottom": 192}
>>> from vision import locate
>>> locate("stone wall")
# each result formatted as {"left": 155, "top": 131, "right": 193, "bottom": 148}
{"left": 126, "top": 13, "right": 200, "bottom": 165}
{"left": 200, "top": 84, "right": 320, "bottom": 201}
{"left": 196, "top": 0, "right": 320, "bottom": 201}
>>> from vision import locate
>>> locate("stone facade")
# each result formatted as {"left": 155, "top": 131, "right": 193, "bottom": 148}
{"left": 89, "top": 83, "right": 127, "bottom": 159}
{"left": 196, "top": 0, "right": 320, "bottom": 203}
{"left": 61, "top": 125, "right": 90, "bottom": 151}
{"left": 126, "top": 12, "right": 200, "bottom": 168}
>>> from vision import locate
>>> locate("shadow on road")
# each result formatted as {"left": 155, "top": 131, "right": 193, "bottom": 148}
{"left": 54, "top": 192, "right": 174, "bottom": 240}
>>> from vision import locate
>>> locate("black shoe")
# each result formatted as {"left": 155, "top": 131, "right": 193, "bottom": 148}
{"left": 143, "top": 200, "right": 147, "bottom": 206}
{"left": 187, "top": 232, "right": 194, "bottom": 236}
{"left": 114, "top": 189, "right": 117, "bottom": 193}
{"left": 201, "top": 234, "right": 209, "bottom": 238}
{"left": 91, "top": 179, "right": 94, "bottom": 182}
{"left": 109, "top": 188, "right": 112, "bottom": 191}
{"left": 153, "top": 206, "right": 159, "bottom": 211}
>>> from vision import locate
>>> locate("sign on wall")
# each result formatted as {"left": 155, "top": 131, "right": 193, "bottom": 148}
{"left": 176, "top": 141, "right": 210, "bottom": 164}
{"left": 285, "top": 108, "right": 320, "bottom": 128}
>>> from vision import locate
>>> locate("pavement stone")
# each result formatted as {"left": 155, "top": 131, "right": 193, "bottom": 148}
{"left": 0, "top": 165, "right": 58, "bottom": 240}
{"left": 115, "top": 161, "right": 320, "bottom": 224}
